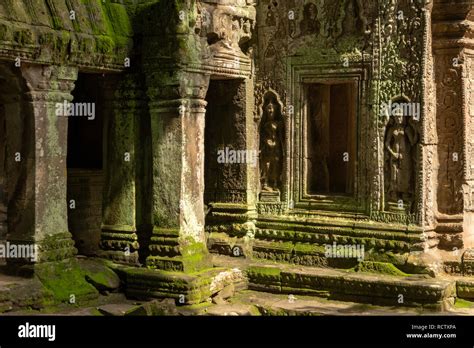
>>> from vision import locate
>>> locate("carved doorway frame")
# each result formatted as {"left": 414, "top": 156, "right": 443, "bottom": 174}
{"left": 289, "top": 63, "right": 370, "bottom": 214}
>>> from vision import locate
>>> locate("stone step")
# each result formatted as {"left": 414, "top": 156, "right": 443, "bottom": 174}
{"left": 233, "top": 290, "right": 434, "bottom": 316}
{"left": 210, "top": 255, "right": 456, "bottom": 310}
{"left": 246, "top": 263, "right": 455, "bottom": 310}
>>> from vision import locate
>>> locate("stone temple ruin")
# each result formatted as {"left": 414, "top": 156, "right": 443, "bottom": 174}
{"left": 1, "top": 0, "right": 474, "bottom": 315}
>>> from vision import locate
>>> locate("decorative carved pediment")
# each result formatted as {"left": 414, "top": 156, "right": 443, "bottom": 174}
{"left": 196, "top": 0, "right": 256, "bottom": 77}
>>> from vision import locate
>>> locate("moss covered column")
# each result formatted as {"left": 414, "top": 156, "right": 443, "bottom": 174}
{"left": 145, "top": 71, "right": 212, "bottom": 272}
{"left": 99, "top": 75, "right": 145, "bottom": 264}
{"left": 16, "top": 64, "right": 78, "bottom": 263}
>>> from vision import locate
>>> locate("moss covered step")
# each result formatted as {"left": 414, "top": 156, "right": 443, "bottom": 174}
{"left": 247, "top": 263, "right": 456, "bottom": 310}
{"left": 115, "top": 265, "right": 246, "bottom": 305}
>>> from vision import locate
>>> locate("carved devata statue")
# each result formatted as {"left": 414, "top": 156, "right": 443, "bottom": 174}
{"left": 384, "top": 98, "right": 419, "bottom": 212}
{"left": 259, "top": 92, "right": 284, "bottom": 197}
{"left": 299, "top": 2, "right": 320, "bottom": 36}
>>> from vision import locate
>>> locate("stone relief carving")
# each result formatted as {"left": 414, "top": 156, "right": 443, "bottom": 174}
{"left": 255, "top": 0, "right": 430, "bottom": 224}
{"left": 384, "top": 100, "right": 419, "bottom": 211}
{"left": 259, "top": 0, "right": 375, "bottom": 84}
{"left": 259, "top": 92, "right": 284, "bottom": 198}
{"left": 435, "top": 54, "right": 464, "bottom": 215}
{"left": 375, "top": 0, "right": 425, "bottom": 220}
{"left": 265, "top": 1, "right": 277, "bottom": 27}
{"left": 299, "top": 2, "right": 320, "bottom": 36}
{"left": 199, "top": 2, "right": 256, "bottom": 60}
{"left": 264, "top": 39, "right": 277, "bottom": 59}
{"left": 342, "top": 0, "right": 364, "bottom": 35}
{"left": 254, "top": 79, "right": 287, "bottom": 124}
{"left": 378, "top": 0, "right": 423, "bottom": 104}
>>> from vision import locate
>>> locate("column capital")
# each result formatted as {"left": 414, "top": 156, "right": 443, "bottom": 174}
{"left": 146, "top": 70, "right": 210, "bottom": 102}
{"left": 432, "top": 1, "right": 474, "bottom": 50}
{"left": 20, "top": 64, "right": 78, "bottom": 102}
{"left": 21, "top": 64, "right": 78, "bottom": 90}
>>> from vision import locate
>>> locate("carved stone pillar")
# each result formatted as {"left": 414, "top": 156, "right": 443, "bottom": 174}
{"left": 205, "top": 77, "right": 258, "bottom": 257}
{"left": 463, "top": 54, "right": 474, "bottom": 248}
{"left": 14, "top": 64, "right": 78, "bottom": 263}
{"left": 432, "top": 1, "right": 474, "bottom": 250}
{"left": 99, "top": 75, "right": 145, "bottom": 264}
{"left": 196, "top": 0, "right": 257, "bottom": 258}
{"left": 146, "top": 71, "right": 212, "bottom": 272}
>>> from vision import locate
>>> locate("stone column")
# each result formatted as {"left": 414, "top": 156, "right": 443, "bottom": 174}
{"left": 146, "top": 71, "right": 212, "bottom": 272}
{"left": 432, "top": 4, "right": 473, "bottom": 250}
{"left": 15, "top": 64, "right": 78, "bottom": 262}
{"left": 99, "top": 74, "right": 144, "bottom": 264}
{"left": 244, "top": 77, "right": 259, "bottom": 213}
{"left": 463, "top": 55, "right": 474, "bottom": 249}
{"left": 0, "top": 103, "right": 6, "bottom": 240}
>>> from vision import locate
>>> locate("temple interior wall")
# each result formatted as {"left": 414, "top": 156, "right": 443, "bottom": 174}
{"left": 0, "top": 0, "right": 472, "bottom": 276}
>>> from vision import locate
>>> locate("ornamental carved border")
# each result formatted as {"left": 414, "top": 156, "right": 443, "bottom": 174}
{"left": 254, "top": 0, "right": 429, "bottom": 226}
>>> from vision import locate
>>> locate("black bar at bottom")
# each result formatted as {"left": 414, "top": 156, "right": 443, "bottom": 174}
{"left": 0, "top": 316, "right": 473, "bottom": 346}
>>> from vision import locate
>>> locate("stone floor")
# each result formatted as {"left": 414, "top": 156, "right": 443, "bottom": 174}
{"left": 2, "top": 289, "right": 474, "bottom": 316}
{"left": 1, "top": 254, "right": 474, "bottom": 316}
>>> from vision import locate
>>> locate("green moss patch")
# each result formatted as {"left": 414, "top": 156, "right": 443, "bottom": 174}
{"left": 35, "top": 258, "right": 120, "bottom": 304}
{"left": 454, "top": 298, "right": 474, "bottom": 309}
{"left": 78, "top": 258, "right": 121, "bottom": 291}
{"left": 247, "top": 266, "right": 281, "bottom": 279}
{"left": 35, "top": 259, "right": 98, "bottom": 304}
{"left": 354, "top": 261, "right": 408, "bottom": 277}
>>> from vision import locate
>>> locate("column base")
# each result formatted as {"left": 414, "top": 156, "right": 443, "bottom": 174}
{"left": 146, "top": 228, "right": 212, "bottom": 272}
{"left": 259, "top": 190, "right": 281, "bottom": 203}
{"left": 462, "top": 249, "right": 474, "bottom": 275}
{"left": 6, "top": 232, "right": 77, "bottom": 269}
{"left": 36, "top": 232, "right": 77, "bottom": 262}
{"left": 99, "top": 225, "right": 140, "bottom": 265}
{"left": 206, "top": 203, "right": 257, "bottom": 258}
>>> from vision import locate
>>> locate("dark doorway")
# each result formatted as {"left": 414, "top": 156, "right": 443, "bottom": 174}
{"left": 67, "top": 73, "right": 105, "bottom": 256}
{"left": 306, "top": 83, "right": 356, "bottom": 195}
{"left": 67, "top": 74, "right": 103, "bottom": 169}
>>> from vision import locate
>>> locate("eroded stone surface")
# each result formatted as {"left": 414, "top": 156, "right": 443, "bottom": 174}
{"left": 1, "top": 0, "right": 474, "bottom": 314}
